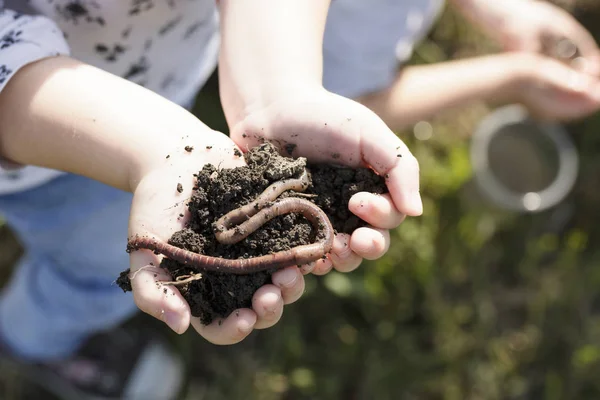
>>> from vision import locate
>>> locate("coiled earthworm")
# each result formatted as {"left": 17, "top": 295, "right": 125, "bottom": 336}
{"left": 127, "top": 171, "right": 334, "bottom": 274}
{"left": 213, "top": 170, "right": 311, "bottom": 244}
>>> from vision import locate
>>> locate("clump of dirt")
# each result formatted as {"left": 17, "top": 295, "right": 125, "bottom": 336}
{"left": 118, "top": 143, "right": 387, "bottom": 325}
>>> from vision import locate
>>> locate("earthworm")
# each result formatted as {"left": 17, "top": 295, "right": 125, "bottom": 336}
{"left": 213, "top": 170, "right": 311, "bottom": 244}
{"left": 128, "top": 171, "right": 334, "bottom": 274}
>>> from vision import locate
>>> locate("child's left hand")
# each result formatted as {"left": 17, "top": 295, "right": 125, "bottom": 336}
{"left": 229, "top": 88, "right": 422, "bottom": 275}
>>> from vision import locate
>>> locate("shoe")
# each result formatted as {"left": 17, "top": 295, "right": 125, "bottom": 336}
{"left": 0, "top": 323, "right": 186, "bottom": 400}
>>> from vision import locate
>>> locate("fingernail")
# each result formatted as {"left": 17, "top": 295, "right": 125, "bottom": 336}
{"left": 300, "top": 262, "right": 315, "bottom": 274}
{"left": 238, "top": 320, "right": 253, "bottom": 334}
{"left": 164, "top": 311, "right": 183, "bottom": 334}
{"left": 278, "top": 269, "right": 298, "bottom": 288}
{"left": 407, "top": 190, "right": 423, "bottom": 215}
{"left": 571, "top": 57, "right": 588, "bottom": 73}
{"left": 262, "top": 292, "right": 281, "bottom": 313}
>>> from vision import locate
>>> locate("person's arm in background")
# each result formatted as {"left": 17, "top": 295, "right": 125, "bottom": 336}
{"left": 449, "top": 0, "right": 600, "bottom": 71}
{"left": 357, "top": 0, "right": 600, "bottom": 131}
{"left": 357, "top": 52, "right": 600, "bottom": 129}
{"left": 0, "top": 4, "right": 218, "bottom": 201}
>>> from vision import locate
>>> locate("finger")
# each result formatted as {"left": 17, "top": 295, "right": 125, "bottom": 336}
{"left": 271, "top": 266, "right": 305, "bottom": 304}
{"left": 356, "top": 109, "right": 423, "bottom": 217}
{"left": 311, "top": 257, "right": 334, "bottom": 276}
{"left": 537, "top": 56, "right": 600, "bottom": 95}
{"left": 299, "top": 261, "right": 316, "bottom": 275}
{"left": 129, "top": 263, "right": 191, "bottom": 334}
{"left": 550, "top": 88, "right": 600, "bottom": 119}
{"left": 536, "top": 57, "right": 600, "bottom": 118}
{"left": 330, "top": 233, "right": 363, "bottom": 273}
{"left": 350, "top": 227, "right": 390, "bottom": 261}
{"left": 252, "top": 284, "right": 284, "bottom": 329}
{"left": 190, "top": 308, "right": 257, "bottom": 345}
{"left": 348, "top": 192, "right": 406, "bottom": 229}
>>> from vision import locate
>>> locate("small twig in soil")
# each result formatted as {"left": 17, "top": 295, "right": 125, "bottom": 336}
{"left": 128, "top": 265, "right": 160, "bottom": 281}
{"left": 160, "top": 273, "right": 203, "bottom": 286}
{"left": 127, "top": 170, "right": 335, "bottom": 274}
{"left": 163, "top": 199, "right": 190, "bottom": 211}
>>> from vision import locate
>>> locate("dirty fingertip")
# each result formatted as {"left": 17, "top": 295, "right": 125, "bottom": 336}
{"left": 163, "top": 310, "right": 188, "bottom": 334}
{"left": 300, "top": 262, "right": 316, "bottom": 275}
{"left": 332, "top": 233, "right": 353, "bottom": 259}
{"left": 272, "top": 266, "right": 300, "bottom": 288}
{"left": 235, "top": 309, "right": 256, "bottom": 334}
{"left": 311, "top": 257, "right": 333, "bottom": 275}
{"left": 348, "top": 192, "right": 372, "bottom": 213}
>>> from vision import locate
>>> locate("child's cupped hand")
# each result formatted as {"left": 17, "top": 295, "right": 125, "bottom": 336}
{"left": 127, "top": 130, "right": 306, "bottom": 344}
{"left": 230, "top": 88, "right": 423, "bottom": 276}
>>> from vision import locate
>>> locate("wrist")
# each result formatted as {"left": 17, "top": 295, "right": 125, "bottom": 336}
{"left": 238, "top": 81, "right": 324, "bottom": 124}
{"left": 129, "top": 121, "right": 236, "bottom": 195}
{"left": 127, "top": 114, "right": 220, "bottom": 192}
{"left": 501, "top": 52, "right": 550, "bottom": 102}
{"left": 481, "top": 53, "right": 539, "bottom": 105}
{"left": 227, "top": 85, "right": 330, "bottom": 142}
{"left": 221, "top": 75, "right": 324, "bottom": 131}
{"left": 217, "top": 0, "right": 329, "bottom": 129}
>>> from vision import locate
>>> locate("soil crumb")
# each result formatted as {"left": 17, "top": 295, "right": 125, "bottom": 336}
{"left": 118, "top": 142, "right": 386, "bottom": 324}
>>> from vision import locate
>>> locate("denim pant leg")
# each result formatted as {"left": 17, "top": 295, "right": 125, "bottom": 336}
{"left": 0, "top": 174, "right": 138, "bottom": 360}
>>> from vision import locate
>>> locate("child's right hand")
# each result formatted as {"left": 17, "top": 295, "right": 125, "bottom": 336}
{"left": 127, "top": 131, "right": 308, "bottom": 344}
{"left": 509, "top": 52, "right": 600, "bottom": 121}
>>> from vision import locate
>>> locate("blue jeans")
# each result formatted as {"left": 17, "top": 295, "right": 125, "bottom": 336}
{"left": 0, "top": 174, "right": 138, "bottom": 360}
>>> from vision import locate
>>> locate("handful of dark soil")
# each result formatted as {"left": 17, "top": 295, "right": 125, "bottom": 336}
{"left": 118, "top": 143, "right": 387, "bottom": 324}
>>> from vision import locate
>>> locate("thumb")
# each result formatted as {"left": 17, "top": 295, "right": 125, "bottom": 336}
{"left": 129, "top": 251, "right": 191, "bottom": 334}
{"left": 352, "top": 104, "right": 423, "bottom": 216}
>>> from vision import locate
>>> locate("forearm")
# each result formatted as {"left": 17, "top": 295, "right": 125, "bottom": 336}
{"left": 0, "top": 56, "right": 207, "bottom": 192}
{"left": 357, "top": 54, "right": 523, "bottom": 130}
{"left": 217, "top": 0, "right": 330, "bottom": 127}
{"left": 449, "top": 0, "right": 523, "bottom": 41}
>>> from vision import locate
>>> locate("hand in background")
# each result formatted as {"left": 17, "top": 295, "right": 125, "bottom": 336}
{"left": 453, "top": 0, "right": 600, "bottom": 75}
{"left": 493, "top": 0, "right": 600, "bottom": 75}
{"left": 506, "top": 52, "right": 600, "bottom": 121}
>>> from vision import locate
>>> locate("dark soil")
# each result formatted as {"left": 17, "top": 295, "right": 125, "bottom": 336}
{"left": 118, "top": 143, "right": 387, "bottom": 324}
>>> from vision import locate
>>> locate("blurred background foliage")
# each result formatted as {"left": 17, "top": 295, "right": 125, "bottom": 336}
{"left": 2, "top": 1, "right": 600, "bottom": 399}
{"left": 181, "top": 2, "right": 600, "bottom": 399}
